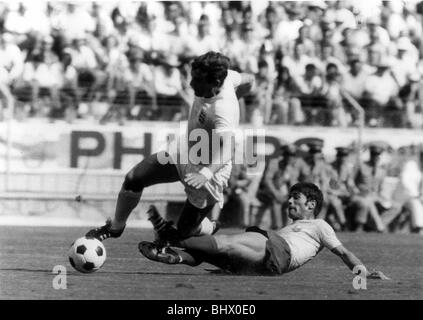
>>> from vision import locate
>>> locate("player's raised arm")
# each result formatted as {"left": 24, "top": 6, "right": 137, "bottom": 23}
{"left": 235, "top": 73, "right": 255, "bottom": 99}
{"left": 331, "top": 245, "right": 390, "bottom": 279}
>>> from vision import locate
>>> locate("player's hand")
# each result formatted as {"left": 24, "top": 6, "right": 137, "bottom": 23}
{"left": 366, "top": 270, "right": 391, "bottom": 280}
{"left": 184, "top": 173, "right": 208, "bottom": 189}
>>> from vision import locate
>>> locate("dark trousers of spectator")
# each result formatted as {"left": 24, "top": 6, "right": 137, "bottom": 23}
{"left": 360, "top": 98, "right": 405, "bottom": 128}
{"left": 112, "top": 89, "right": 155, "bottom": 120}
{"left": 156, "top": 94, "right": 184, "bottom": 121}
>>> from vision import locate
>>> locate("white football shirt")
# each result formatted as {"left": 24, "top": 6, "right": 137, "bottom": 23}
{"left": 169, "top": 69, "right": 242, "bottom": 208}
{"left": 277, "top": 219, "right": 342, "bottom": 271}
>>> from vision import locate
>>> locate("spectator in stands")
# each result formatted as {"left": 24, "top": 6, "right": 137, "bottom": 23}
{"left": 220, "top": 25, "right": 244, "bottom": 71}
{"left": 237, "top": 22, "right": 261, "bottom": 74}
{"left": 296, "top": 63, "right": 323, "bottom": 96}
{"left": 318, "top": 41, "right": 347, "bottom": 75}
{"left": 153, "top": 53, "right": 184, "bottom": 121}
{"left": 0, "top": 32, "right": 24, "bottom": 86}
{"left": 67, "top": 36, "right": 99, "bottom": 101}
{"left": 296, "top": 25, "right": 316, "bottom": 57}
{"left": 123, "top": 51, "right": 156, "bottom": 120}
{"left": 397, "top": 73, "right": 423, "bottom": 129}
{"left": 321, "top": 63, "right": 350, "bottom": 127}
{"left": 15, "top": 51, "right": 59, "bottom": 117}
{"left": 282, "top": 41, "right": 313, "bottom": 79}
{"left": 56, "top": 3, "right": 96, "bottom": 41}
{"left": 362, "top": 58, "right": 400, "bottom": 127}
{"left": 342, "top": 56, "right": 371, "bottom": 102}
{"left": 252, "top": 60, "right": 274, "bottom": 124}
{"left": 296, "top": 63, "right": 324, "bottom": 125}
{"left": 365, "top": 16, "right": 391, "bottom": 50}
{"left": 391, "top": 38, "right": 419, "bottom": 88}
{"left": 4, "top": 3, "right": 31, "bottom": 38}
{"left": 50, "top": 50, "right": 79, "bottom": 121}
{"left": 272, "top": 66, "right": 304, "bottom": 125}
{"left": 189, "top": 14, "right": 220, "bottom": 57}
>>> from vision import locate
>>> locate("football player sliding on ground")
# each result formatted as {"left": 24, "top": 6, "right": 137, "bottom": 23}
{"left": 140, "top": 182, "right": 390, "bottom": 279}
{"left": 85, "top": 51, "right": 255, "bottom": 246}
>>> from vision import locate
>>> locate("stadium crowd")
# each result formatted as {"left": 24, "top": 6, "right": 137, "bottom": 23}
{"left": 216, "top": 140, "right": 423, "bottom": 235}
{"left": 0, "top": 1, "right": 423, "bottom": 127}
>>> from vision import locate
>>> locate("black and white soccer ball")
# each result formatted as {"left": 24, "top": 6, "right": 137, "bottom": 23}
{"left": 68, "top": 237, "right": 106, "bottom": 273}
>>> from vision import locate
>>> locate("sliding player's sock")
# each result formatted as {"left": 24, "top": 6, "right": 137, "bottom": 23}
{"left": 112, "top": 188, "right": 142, "bottom": 230}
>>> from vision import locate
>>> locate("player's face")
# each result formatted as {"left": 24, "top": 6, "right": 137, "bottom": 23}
{"left": 190, "top": 69, "right": 219, "bottom": 98}
{"left": 288, "top": 191, "right": 313, "bottom": 220}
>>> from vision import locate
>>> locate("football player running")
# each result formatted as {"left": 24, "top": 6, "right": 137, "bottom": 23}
{"left": 86, "top": 52, "right": 255, "bottom": 246}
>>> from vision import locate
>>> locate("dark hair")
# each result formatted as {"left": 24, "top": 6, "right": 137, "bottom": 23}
{"left": 191, "top": 51, "right": 230, "bottom": 86}
{"left": 289, "top": 182, "right": 324, "bottom": 217}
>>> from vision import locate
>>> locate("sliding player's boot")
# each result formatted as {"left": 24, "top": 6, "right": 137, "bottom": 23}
{"left": 85, "top": 218, "right": 125, "bottom": 241}
{"left": 147, "top": 205, "right": 180, "bottom": 246}
{"left": 138, "top": 241, "right": 182, "bottom": 264}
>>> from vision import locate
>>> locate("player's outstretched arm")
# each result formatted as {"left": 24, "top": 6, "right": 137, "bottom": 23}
{"left": 331, "top": 245, "right": 390, "bottom": 280}
{"left": 235, "top": 73, "right": 255, "bottom": 99}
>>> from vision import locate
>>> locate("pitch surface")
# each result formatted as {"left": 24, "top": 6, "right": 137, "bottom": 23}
{"left": 0, "top": 226, "right": 421, "bottom": 300}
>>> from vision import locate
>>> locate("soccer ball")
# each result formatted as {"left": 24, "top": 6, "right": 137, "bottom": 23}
{"left": 68, "top": 237, "right": 106, "bottom": 273}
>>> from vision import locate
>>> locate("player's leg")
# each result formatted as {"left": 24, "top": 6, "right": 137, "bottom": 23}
{"left": 86, "top": 151, "right": 180, "bottom": 240}
{"left": 176, "top": 200, "right": 216, "bottom": 240}
{"left": 139, "top": 231, "right": 268, "bottom": 272}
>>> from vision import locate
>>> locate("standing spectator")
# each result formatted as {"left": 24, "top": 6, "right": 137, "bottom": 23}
{"left": 303, "top": 140, "right": 333, "bottom": 220}
{"left": 327, "top": 147, "right": 357, "bottom": 231}
{"left": 351, "top": 144, "right": 388, "bottom": 232}
{"left": 388, "top": 145, "right": 423, "bottom": 234}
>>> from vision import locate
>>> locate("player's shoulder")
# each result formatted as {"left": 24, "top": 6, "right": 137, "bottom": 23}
{"left": 311, "top": 219, "right": 335, "bottom": 231}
